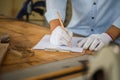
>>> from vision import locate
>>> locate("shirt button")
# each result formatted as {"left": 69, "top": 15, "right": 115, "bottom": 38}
{"left": 91, "top": 29, "right": 94, "bottom": 31}
{"left": 91, "top": 17, "right": 94, "bottom": 19}
{"left": 93, "top": 2, "right": 96, "bottom": 5}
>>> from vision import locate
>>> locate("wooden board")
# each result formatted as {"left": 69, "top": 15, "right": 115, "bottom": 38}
{"left": 0, "top": 17, "right": 94, "bottom": 74}
{"left": 0, "top": 56, "right": 89, "bottom": 80}
{"left": 26, "top": 66, "right": 87, "bottom": 80}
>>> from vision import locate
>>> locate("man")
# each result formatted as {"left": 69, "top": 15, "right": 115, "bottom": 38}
{"left": 45, "top": 0, "right": 120, "bottom": 51}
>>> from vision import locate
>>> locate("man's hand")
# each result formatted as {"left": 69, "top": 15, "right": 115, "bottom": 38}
{"left": 77, "top": 33, "right": 112, "bottom": 51}
{"left": 50, "top": 26, "right": 73, "bottom": 46}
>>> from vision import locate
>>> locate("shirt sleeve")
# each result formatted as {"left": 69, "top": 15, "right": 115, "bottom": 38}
{"left": 113, "top": 16, "right": 120, "bottom": 29}
{"left": 45, "top": 0, "right": 67, "bottom": 23}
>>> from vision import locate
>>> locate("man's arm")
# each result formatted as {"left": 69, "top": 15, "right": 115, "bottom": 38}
{"left": 45, "top": 0, "right": 73, "bottom": 46}
{"left": 49, "top": 19, "right": 61, "bottom": 32}
{"left": 109, "top": 16, "right": 120, "bottom": 40}
{"left": 45, "top": 0, "right": 67, "bottom": 32}
{"left": 106, "top": 25, "right": 120, "bottom": 41}
{"left": 45, "top": 0, "right": 67, "bottom": 24}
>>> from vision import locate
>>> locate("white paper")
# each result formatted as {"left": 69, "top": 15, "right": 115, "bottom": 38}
{"left": 33, "top": 35, "right": 84, "bottom": 52}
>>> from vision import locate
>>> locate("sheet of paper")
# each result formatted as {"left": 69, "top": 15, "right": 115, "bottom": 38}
{"left": 33, "top": 35, "right": 84, "bottom": 52}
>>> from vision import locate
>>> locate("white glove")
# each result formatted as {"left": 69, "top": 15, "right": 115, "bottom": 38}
{"left": 50, "top": 26, "right": 73, "bottom": 46}
{"left": 77, "top": 33, "right": 112, "bottom": 51}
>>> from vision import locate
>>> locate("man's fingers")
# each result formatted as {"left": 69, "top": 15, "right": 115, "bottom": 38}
{"left": 60, "top": 37, "right": 70, "bottom": 46}
{"left": 59, "top": 28, "right": 72, "bottom": 46}
{"left": 62, "top": 30, "right": 72, "bottom": 42}
{"left": 89, "top": 39, "right": 100, "bottom": 51}
{"left": 82, "top": 37, "right": 94, "bottom": 49}
{"left": 65, "top": 29, "right": 73, "bottom": 37}
{"left": 94, "top": 41, "right": 104, "bottom": 51}
{"left": 77, "top": 38, "right": 87, "bottom": 47}
{"left": 77, "top": 33, "right": 111, "bottom": 51}
{"left": 50, "top": 26, "right": 72, "bottom": 46}
{"left": 58, "top": 38, "right": 72, "bottom": 47}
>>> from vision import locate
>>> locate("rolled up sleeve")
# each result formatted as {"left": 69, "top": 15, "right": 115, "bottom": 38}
{"left": 45, "top": 0, "right": 67, "bottom": 23}
{"left": 113, "top": 16, "right": 120, "bottom": 29}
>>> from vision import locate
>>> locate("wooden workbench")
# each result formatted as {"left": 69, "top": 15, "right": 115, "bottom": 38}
{"left": 0, "top": 17, "right": 93, "bottom": 79}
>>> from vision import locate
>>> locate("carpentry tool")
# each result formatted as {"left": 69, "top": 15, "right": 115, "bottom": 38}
{"left": 0, "top": 33, "right": 9, "bottom": 66}
{"left": 0, "top": 55, "right": 91, "bottom": 80}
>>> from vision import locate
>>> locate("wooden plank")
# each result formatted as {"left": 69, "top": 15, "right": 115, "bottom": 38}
{"left": 0, "top": 56, "right": 89, "bottom": 80}
{"left": 53, "top": 72, "right": 86, "bottom": 80}
{"left": 26, "top": 66, "right": 85, "bottom": 80}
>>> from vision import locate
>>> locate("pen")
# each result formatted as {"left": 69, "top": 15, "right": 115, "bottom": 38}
{"left": 56, "top": 11, "right": 65, "bottom": 30}
{"left": 56, "top": 11, "right": 72, "bottom": 47}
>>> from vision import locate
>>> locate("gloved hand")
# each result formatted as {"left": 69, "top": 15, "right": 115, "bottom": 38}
{"left": 77, "top": 33, "right": 112, "bottom": 51}
{"left": 50, "top": 26, "right": 73, "bottom": 46}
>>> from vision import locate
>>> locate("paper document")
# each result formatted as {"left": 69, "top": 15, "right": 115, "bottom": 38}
{"left": 33, "top": 35, "right": 84, "bottom": 52}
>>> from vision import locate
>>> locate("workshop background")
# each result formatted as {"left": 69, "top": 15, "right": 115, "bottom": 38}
{"left": 0, "top": 0, "right": 45, "bottom": 25}
{"left": 0, "top": 0, "right": 71, "bottom": 27}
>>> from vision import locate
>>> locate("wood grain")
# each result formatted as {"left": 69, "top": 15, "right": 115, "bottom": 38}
{"left": 26, "top": 66, "right": 86, "bottom": 80}
{"left": 0, "top": 17, "right": 94, "bottom": 74}
{"left": 0, "top": 43, "right": 9, "bottom": 66}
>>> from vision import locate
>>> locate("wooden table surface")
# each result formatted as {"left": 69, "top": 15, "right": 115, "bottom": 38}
{"left": 0, "top": 17, "right": 93, "bottom": 74}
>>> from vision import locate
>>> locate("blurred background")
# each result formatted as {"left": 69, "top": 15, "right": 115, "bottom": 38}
{"left": 0, "top": 0, "right": 71, "bottom": 27}
{"left": 0, "top": 0, "right": 46, "bottom": 26}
